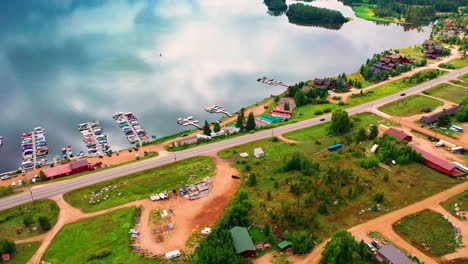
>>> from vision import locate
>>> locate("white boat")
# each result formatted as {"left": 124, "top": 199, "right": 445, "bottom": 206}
{"left": 187, "top": 116, "right": 194, "bottom": 120}
{"left": 0, "top": 136, "right": 3, "bottom": 148}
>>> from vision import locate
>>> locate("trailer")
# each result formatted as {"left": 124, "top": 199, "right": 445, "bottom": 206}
{"left": 450, "top": 124, "right": 464, "bottom": 132}
{"left": 165, "top": 250, "right": 181, "bottom": 260}
{"left": 453, "top": 162, "right": 468, "bottom": 173}
{"left": 327, "top": 143, "right": 342, "bottom": 151}
{"left": 451, "top": 146, "right": 465, "bottom": 154}
{"left": 370, "top": 144, "right": 379, "bottom": 153}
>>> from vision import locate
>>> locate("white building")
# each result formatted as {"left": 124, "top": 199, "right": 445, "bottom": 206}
{"left": 254, "top": 148, "right": 264, "bottom": 158}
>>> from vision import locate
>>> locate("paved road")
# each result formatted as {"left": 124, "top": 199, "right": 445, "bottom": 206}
{"left": 0, "top": 67, "right": 466, "bottom": 211}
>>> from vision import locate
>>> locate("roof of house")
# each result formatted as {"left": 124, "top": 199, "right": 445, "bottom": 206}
{"left": 411, "top": 145, "right": 456, "bottom": 172}
{"left": 277, "top": 240, "right": 293, "bottom": 250}
{"left": 254, "top": 148, "right": 264, "bottom": 155}
{"left": 230, "top": 226, "right": 256, "bottom": 254}
{"left": 384, "top": 128, "right": 412, "bottom": 141}
{"left": 378, "top": 245, "right": 414, "bottom": 264}
{"left": 420, "top": 105, "right": 461, "bottom": 123}
{"left": 43, "top": 164, "right": 72, "bottom": 178}
{"left": 71, "top": 159, "right": 88, "bottom": 169}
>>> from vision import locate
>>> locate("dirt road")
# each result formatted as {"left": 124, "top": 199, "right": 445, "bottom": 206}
{"left": 296, "top": 182, "right": 467, "bottom": 264}
{"left": 21, "top": 154, "right": 239, "bottom": 264}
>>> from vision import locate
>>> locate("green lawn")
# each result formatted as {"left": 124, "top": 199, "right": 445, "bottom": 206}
{"left": 289, "top": 103, "right": 345, "bottom": 122}
{"left": 284, "top": 112, "right": 381, "bottom": 141}
{"left": 64, "top": 156, "right": 215, "bottom": 212}
{"left": 399, "top": 46, "right": 427, "bottom": 61}
{"left": 43, "top": 207, "right": 171, "bottom": 264}
{"left": 393, "top": 209, "right": 457, "bottom": 257}
{"left": 423, "top": 83, "right": 468, "bottom": 104}
{"left": 351, "top": 4, "right": 395, "bottom": 23}
{"left": 347, "top": 69, "right": 447, "bottom": 107}
{"left": 450, "top": 79, "right": 468, "bottom": 88}
{"left": 0, "top": 199, "right": 59, "bottom": 240}
{"left": 445, "top": 57, "right": 468, "bottom": 69}
{"left": 441, "top": 190, "right": 468, "bottom": 221}
{"left": 347, "top": 71, "right": 372, "bottom": 88}
{"left": 249, "top": 226, "right": 267, "bottom": 244}
{"left": 9, "top": 242, "right": 41, "bottom": 264}
{"left": 379, "top": 95, "right": 443, "bottom": 117}
{"left": 460, "top": 73, "right": 468, "bottom": 81}
{"left": 218, "top": 132, "right": 458, "bottom": 241}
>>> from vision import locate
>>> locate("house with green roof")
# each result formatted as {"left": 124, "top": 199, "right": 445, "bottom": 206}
{"left": 230, "top": 226, "right": 257, "bottom": 258}
{"left": 277, "top": 240, "right": 293, "bottom": 251}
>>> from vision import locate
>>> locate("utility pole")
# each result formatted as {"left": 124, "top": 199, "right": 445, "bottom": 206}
{"left": 174, "top": 153, "right": 177, "bottom": 162}
{"left": 30, "top": 190, "right": 33, "bottom": 201}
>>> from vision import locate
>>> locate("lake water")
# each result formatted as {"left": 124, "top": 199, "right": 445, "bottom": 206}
{"left": 0, "top": 0, "right": 430, "bottom": 172}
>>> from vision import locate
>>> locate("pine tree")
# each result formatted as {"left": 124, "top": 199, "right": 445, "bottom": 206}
{"left": 214, "top": 122, "right": 221, "bottom": 133}
{"left": 203, "top": 120, "right": 212, "bottom": 136}
{"left": 236, "top": 108, "right": 245, "bottom": 131}
{"left": 246, "top": 112, "right": 256, "bottom": 132}
{"left": 368, "top": 125, "right": 378, "bottom": 140}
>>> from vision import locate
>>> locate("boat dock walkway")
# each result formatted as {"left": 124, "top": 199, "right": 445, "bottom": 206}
{"left": 113, "top": 112, "right": 148, "bottom": 147}
{"left": 257, "top": 76, "right": 288, "bottom": 87}
{"left": 177, "top": 116, "right": 202, "bottom": 130}
{"left": 79, "top": 121, "right": 110, "bottom": 156}
{"left": 205, "top": 105, "right": 232, "bottom": 117}
{"left": 20, "top": 127, "right": 48, "bottom": 171}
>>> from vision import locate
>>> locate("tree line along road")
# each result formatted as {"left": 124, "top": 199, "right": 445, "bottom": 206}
{"left": 0, "top": 67, "right": 467, "bottom": 211}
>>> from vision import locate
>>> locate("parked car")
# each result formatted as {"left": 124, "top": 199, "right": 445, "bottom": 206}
{"left": 400, "top": 93, "right": 406, "bottom": 96}
{"left": 1, "top": 175, "right": 12, "bottom": 180}
{"left": 320, "top": 118, "right": 326, "bottom": 121}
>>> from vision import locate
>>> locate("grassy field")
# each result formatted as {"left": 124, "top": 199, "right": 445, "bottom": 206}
{"left": 289, "top": 103, "right": 345, "bottom": 122}
{"left": 218, "top": 126, "right": 459, "bottom": 240}
{"left": 399, "top": 46, "right": 427, "bottom": 61}
{"left": 351, "top": 4, "right": 395, "bottom": 23}
{"left": 284, "top": 112, "right": 381, "bottom": 141}
{"left": 423, "top": 83, "right": 467, "bottom": 104}
{"left": 393, "top": 209, "right": 456, "bottom": 256}
{"left": 64, "top": 156, "right": 214, "bottom": 212}
{"left": 347, "top": 71, "right": 372, "bottom": 88}
{"left": 0, "top": 199, "right": 59, "bottom": 240}
{"left": 460, "top": 73, "right": 468, "bottom": 81}
{"left": 9, "top": 242, "right": 41, "bottom": 264}
{"left": 379, "top": 95, "right": 443, "bottom": 117}
{"left": 450, "top": 79, "right": 468, "bottom": 88}
{"left": 43, "top": 207, "right": 172, "bottom": 264}
{"left": 445, "top": 57, "right": 468, "bottom": 69}
{"left": 441, "top": 190, "right": 468, "bottom": 221}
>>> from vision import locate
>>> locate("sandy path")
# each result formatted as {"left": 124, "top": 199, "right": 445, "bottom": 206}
{"left": 21, "top": 154, "right": 239, "bottom": 263}
{"left": 276, "top": 134, "right": 297, "bottom": 145}
{"left": 296, "top": 182, "right": 467, "bottom": 264}
{"left": 337, "top": 47, "right": 460, "bottom": 102}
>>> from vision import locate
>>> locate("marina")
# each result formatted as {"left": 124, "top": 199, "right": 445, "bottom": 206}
{"left": 20, "top": 127, "right": 48, "bottom": 171}
{"left": 257, "top": 76, "right": 288, "bottom": 87}
{"left": 204, "top": 105, "right": 232, "bottom": 117}
{"left": 78, "top": 121, "right": 111, "bottom": 156}
{"left": 113, "top": 112, "right": 148, "bottom": 146}
{"left": 177, "top": 116, "right": 202, "bottom": 130}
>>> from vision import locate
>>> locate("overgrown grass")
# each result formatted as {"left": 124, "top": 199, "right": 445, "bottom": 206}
{"left": 9, "top": 242, "right": 41, "bottom": 264}
{"left": 379, "top": 95, "right": 443, "bottom": 117}
{"left": 351, "top": 4, "right": 395, "bottom": 23}
{"left": 424, "top": 83, "right": 468, "bottom": 104}
{"left": 64, "top": 156, "right": 215, "bottom": 212}
{"left": 450, "top": 79, "right": 468, "bottom": 88}
{"left": 43, "top": 207, "right": 172, "bottom": 264}
{"left": 445, "top": 57, "right": 468, "bottom": 69}
{"left": 459, "top": 73, "right": 468, "bottom": 81}
{"left": 440, "top": 190, "right": 468, "bottom": 221}
{"left": 217, "top": 132, "right": 459, "bottom": 241}
{"left": 0, "top": 199, "right": 59, "bottom": 240}
{"left": 393, "top": 209, "right": 457, "bottom": 256}
{"left": 347, "top": 72, "right": 372, "bottom": 88}
{"left": 399, "top": 46, "right": 427, "bottom": 61}
{"left": 347, "top": 69, "right": 447, "bottom": 106}
{"left": 284, "top": 112, "right": 381, "bottom": 141}
{"left": 289, "top": 103, "right": 345, "bottom": 122}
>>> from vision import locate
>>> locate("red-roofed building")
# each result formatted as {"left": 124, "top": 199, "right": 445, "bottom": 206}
{"left": 43, "top": 164, "right": 72, "bottom": 179}
{"left": 383, "top": 128, "right": 412, "bottom": 142}
{"left": 2, "top": 253, "right": 10, "bottom": 261}
{"left": 411, "top": 145, "right": 456, "bottom": 175}
{"left": 71, "top": 159, "right": 90, "bottom": 173}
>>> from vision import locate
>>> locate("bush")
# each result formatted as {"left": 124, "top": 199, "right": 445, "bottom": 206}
{"left": 374, "top": 192, "right": 384, "bottom": 203}
{"left": 323, "top": 108, "right": 331, "bottom": 113}
{"left": 23, "top": 215, "right": 34, "bottom": 227}
{"left": 360, "top": 158, "right": 379, "bottom": 169}
{"left": 38, "top": 216, "right": 51, "bottom": 231}
{"left": 0, "top": 186, "right": 14, "bottom": 198}
{"left": 314, "top": 110, "right": 323, "bottom": 115}
{"left": 284, "top": 231, "right": 314, "bottom": 254}
{"left": 338, "top": 101, "right": 345, "bottom": 106}
{"left": 0, "top": 239, "right": 15, "bottom": 255}
{"left": 283, "top": 152, "right": 320, "bottom": 176}
{"left": 87, "top": 249, "right": 111, "bottom": 261}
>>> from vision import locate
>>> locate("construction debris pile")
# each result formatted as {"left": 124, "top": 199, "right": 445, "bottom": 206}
{"left": 87, "top": 184, "right": 121, "bottom": 204}
{"left": 187, "top": 177, "right": 213, "bottom": 200}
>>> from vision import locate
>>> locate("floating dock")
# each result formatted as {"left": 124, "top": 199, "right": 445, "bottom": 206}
{"left": 177, "top": 116, "right": 202, "bottom": 130}
{"left": 257, "top": 76, "right": 288, "bottom": 87}
{"left": 20, "top": 127, "right": 48, "bottom": 171}
{"left": 78, "top": 121, "right": 110, "bottom": 156}
{"left": 205, "top": 105, "right": 232, "bottom": 117}
{"left": 112, "top": 112, "right": 148, "bottom": 146}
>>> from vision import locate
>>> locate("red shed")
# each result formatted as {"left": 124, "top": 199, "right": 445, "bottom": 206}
{"left": 71, "top": 159, "right": 89, "bottom": 173}
{"left": 411, "top": 146, "right": 456, "bottom": 175}
{"left": 2, "top": 253, "right": 10, "bottom": 261}
{"left": 43, "top": 164, "right": 72, "bottom": 179}
{"left": 384, "top": 128, "right": 412, "bottom": 142}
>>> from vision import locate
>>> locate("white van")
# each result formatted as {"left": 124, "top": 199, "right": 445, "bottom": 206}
{"left": 165, "top": 250, "right": 181, "bottom": 260}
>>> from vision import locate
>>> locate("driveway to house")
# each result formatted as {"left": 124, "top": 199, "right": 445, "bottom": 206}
{"left": 0, "top": 67, "right": 467, "bottom": 212}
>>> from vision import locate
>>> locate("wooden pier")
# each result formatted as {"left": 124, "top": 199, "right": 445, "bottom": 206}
{"left": 205, "top": 105, "right": 232, "bottom": 117}
{"left": 113, "top": 112, "right": 148, "bottom": 147}
{"left": 257, "top": 76, "right": 289, "bottom": 87}
{"left": 177, "top": 117, "right": 202, "bottom": 130}
{"left": 20, "top": 127, "right": 48, "bottom": 171}
{"left": 79, "top": 121, "right": 110, "bottom": 156}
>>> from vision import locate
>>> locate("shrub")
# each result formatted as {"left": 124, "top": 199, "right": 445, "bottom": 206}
{"left": 0, "top": 239, "right": 16, "bottom": 255}
{"left": 360, "top": 158, "right": 379, "bottom": 169}
{"left": 23, "top": 215, "right": 34, "bottom": 227}
{"left": 272, "top": 136, "right": 279, "bottom": 142}
{"left": 87, "top": 249, "right": 111, "bottom": 261}
{"left": 314, "top": 110, "right": 323, "bottom": 115}
{"left": 374, "top": 192, "right": 384, "bottom": 203}
{"left": 38, "top": 216, "right": 51, "bottom": 231}
{"left": 0, "top": 186, "right": 14, "bottom": 197}
{"left": 338, "top": 101, "right": 345, "bottom": 106}
{"left": 323, "top": 108, "right": 331, "bottom": 113}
